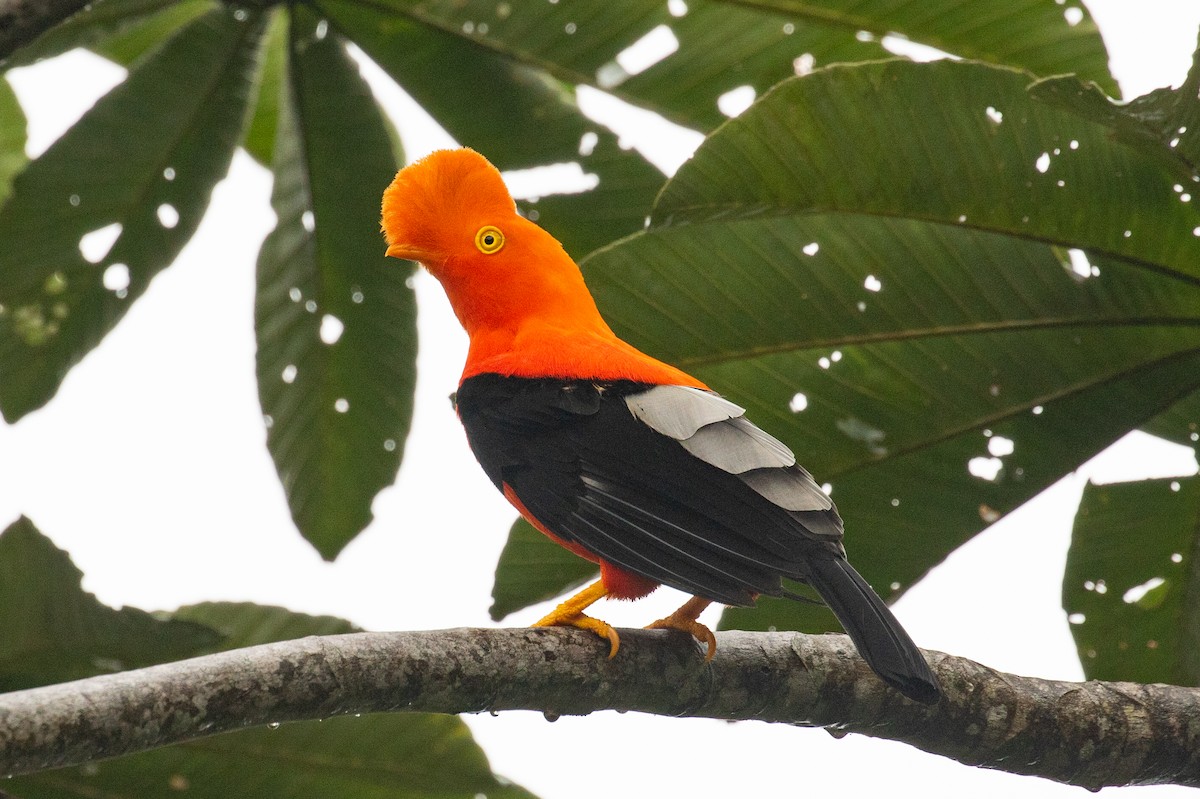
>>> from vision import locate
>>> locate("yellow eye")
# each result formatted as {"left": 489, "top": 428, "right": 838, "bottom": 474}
{"left": 475, "top": 225, "right": 505, "bottom": 254}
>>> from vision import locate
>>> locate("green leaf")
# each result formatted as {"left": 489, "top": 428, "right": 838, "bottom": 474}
{"left": 9, "top": 601, "right": 535, "bottom": 798}
{"left": 721, "top": 345, "right": 1200, "bottom": 633}
{"left": 1063, "top": 477, "right": 1200, "bottom": 684}
{"left": 0, "top": 76, "right": 26, "bottom": 209}
{"left": 242, "top": 6, "right": 288, "bottom": 166}
{"left": 724, "top": 0, "right": 1117, "bottom": 97}
{"left": 255, "top": 6, "right": 414, "bottom": 560}
{"left": 567, "top": 58, "right": 1200, "bottom": 634}
{"left": 0, "top": 517, "right": 221, "bottom": 692}
{"left": 653, "top": 60, "right": 1200, "bottom": 284}
{"left": 4, "top": 0, "right": 213, "bottom": 68}
{"left": 10, "top": 713, "right": 537, "bottom": 799}
{"left": 1029, "top": 31, "right": 1200, "bottom": 174}
{"left": 0, "top": 6, "right": 266, "bottom": 421}
{"left": 338, "top": 0, "right": 1114, "bottom": 135}
{"left": 1142, "top": 388, "right": 1200, "bottom": 451}
{"left": 173, "top": 601, "right": 360, "bottom": 648}
{"left": 92, "top": 0, "right": 215, "bottom": 66}
{"left": 490, "top": 519, "right": 599, "bottom": 621}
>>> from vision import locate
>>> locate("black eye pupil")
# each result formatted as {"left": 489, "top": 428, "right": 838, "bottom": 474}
{"left": 484, "top": 235, "right": 495, "bottom": 245}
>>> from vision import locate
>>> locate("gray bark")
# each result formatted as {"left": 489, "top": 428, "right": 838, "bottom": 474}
{"left": 1, "top": 627, "right": 1198, "bottom": 788}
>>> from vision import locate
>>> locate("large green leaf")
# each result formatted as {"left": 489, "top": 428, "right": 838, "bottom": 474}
{"left": 0, "top": 76, "right": 26, "bottom": 209}
{"left": 724, "top": 0, "right": 1116, "bottom": 96}
{"left": 255, "top": 7, "right": 414, "bottom": 560}
{"left": 1064, "top": 477, "right": 1200, "bottom": 685}
{"left": 346, "top": 0, "right": 1113, "bottom": 133}
{"left": 491, "top": 57, "right": 1200, "bottom": 626}
{"left": 0, "top": 517, "right": 221, "bottom": 692}
{"left": 9, "top": 712, "right": 536, "bottom": 799}
{"left": 1028, "top": 32, "right": 1200, "bottom": 178}
{"left": 652, "top": 60, "right": 1200, "bottom": 284}
{"left": 0, "top": 6, "right": 265, "bottom": 421}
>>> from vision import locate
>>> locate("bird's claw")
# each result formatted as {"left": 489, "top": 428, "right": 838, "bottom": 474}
{"left": 534, "top": 610, "right": 621, "bottom": 658}
{"left": 647, "top": 612, "right": 717, "bottom": 662}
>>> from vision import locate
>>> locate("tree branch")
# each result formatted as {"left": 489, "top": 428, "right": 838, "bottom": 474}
{"left": 0, "top": 0, "right": 89, "bottom": 61}
{"left": 1, "top": 628, "right": 1197, "bottom": 787}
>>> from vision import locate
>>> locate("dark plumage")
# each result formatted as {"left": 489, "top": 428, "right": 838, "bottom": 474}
{"left": 457, "top": 375, "right": 939, "bottom": 704}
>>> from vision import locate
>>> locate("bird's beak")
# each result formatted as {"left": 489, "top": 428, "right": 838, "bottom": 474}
{"left": 384, "top": 242, "right": 432, "bottom": 263}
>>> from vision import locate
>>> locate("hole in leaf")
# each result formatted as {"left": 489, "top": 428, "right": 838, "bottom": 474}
{"left": 987, "top": 435, "right": 1014, "bottom": 457}
{"left": 968, "top": 457, "right": 1002, "bottom": 481}
{"left": 503, "top": 162, "right": 599, "bottom": 199}
{"left": 717, "top": 85, "right": 756, "bottom": 118}
{"left": 102, "top": 263, "right": 130, "bottom": 292}
{"left": 79, "top": 223, "right": 122, "bottom": 264}
{"left": 597, "top": 25, "right": 678, "bottom": 87}
{"left": 320, "top": 314, "right": 344, "bottom": 344}
{"left": 157, "top": 203, "right": 179, "bottom": 228}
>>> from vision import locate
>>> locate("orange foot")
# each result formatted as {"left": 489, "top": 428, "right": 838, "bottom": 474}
{"left": 647, "top": 595, "right": 717, "bottom": 661}
{"left": 533, "top": 579, "right": 621, "bottom": 658}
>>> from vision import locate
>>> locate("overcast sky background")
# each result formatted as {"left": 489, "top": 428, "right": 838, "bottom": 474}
{"left": 3, "top": 1, "right": 1200, "bottom": 797}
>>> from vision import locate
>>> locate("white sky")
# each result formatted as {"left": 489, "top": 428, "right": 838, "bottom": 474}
{"left": 3, "top": 2, "right": 1200, "bottom": 797}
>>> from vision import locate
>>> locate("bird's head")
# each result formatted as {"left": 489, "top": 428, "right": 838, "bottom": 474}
{"left": 381, "top": 148, "right": 602, "bottom": 337}
{"left": 380, "top": 148, "right": 520, "bottom": 273}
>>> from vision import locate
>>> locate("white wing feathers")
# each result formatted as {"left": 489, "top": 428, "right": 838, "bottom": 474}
{"left": 625, "top": 385, "right": 832, "bottom": 513}
{"left": 624, "top": 385, "right": 743, "bottom": 439}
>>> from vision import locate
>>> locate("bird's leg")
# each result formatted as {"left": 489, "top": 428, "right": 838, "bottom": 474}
{"left": 647, "top": 596, "right": 717, "bottom": 661}
{"left": 533, "top": 579, "right": 621, "bottom": 658}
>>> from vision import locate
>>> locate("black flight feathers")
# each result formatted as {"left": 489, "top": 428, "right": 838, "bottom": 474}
{"left": 455, "top": 374, "right": 939, "bottom": 703}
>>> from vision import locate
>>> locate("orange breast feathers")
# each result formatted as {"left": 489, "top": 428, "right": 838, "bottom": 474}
{"left": 379, "top": 148, "right": 704, "bottom": 390}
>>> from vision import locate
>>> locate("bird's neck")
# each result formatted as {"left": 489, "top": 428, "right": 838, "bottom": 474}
{"left": 458, "top": 299, "right": 704, "bottom": 389}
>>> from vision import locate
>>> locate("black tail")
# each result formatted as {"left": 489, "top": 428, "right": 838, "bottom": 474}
{"left": 807, "top": 557, "right": 940, "bottom": 704}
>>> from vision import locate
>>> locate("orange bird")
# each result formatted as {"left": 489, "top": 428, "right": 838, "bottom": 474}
{"left": 382, "top": 148, "right": 939, "bottom": 703}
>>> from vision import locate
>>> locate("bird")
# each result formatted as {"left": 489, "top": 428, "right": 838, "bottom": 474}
{"left": 381, "top": 148, "right": 939, "bottom": 704}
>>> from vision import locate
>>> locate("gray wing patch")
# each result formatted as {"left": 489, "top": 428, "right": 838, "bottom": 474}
{"left": 680, "top": 416, "right": 795, "bottom": 473}
{"left": 625, "top": 385, "right": 744, "bottom": 439}
{"left": 626, "top": 384, "right": 833, "bottom": 514}
{"left": 740, "top": 467, "right": 833, "bottom": 512}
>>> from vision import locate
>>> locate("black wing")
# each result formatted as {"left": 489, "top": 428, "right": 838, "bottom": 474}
{"left": 456, "top": 373, "right": 940, "bottom": 703}
{"left": 454, "top": 374, "right": 844, "bottom": 606}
